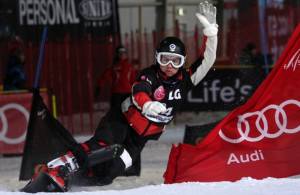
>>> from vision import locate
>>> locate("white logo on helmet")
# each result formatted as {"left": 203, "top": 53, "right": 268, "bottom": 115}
{"left": 169, "top": 44, "right": 176, "bottom": 52}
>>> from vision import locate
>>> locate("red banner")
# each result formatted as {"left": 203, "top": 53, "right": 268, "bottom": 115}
{"left": 164, "top": 24, "right": 300, "bottom": 183}
{"left": 0, "top": 92, "right": 49, "bottom": 154}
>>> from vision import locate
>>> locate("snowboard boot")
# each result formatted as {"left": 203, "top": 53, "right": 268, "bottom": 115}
{"left": 20, "top": 144, "right": 125, "bottom": 192}
{"left": 20, "top": 151, "right": 80, "bottom": 193}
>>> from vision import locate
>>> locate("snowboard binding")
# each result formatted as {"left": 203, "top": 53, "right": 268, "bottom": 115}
{"left": 20, "top": 144, "right": 124, "bottom": 193}
{"left": 20, "top": 151, "right": 79, "bottom": 193}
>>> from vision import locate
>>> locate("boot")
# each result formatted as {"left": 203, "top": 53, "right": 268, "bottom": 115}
{"left": 21, "top": 151, "right": 79, "bottom": 193}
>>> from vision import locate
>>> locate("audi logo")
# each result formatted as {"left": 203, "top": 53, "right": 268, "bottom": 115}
{"left": 219, "top": 99, "right": 300, "bottom": 143}
{"left": 0, "top": 103, "right": 29, "bottom": 144}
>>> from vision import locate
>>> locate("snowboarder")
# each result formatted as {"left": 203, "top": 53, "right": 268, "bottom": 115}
{"left": 21, "top": 1, "right": 219, "bottom": 192}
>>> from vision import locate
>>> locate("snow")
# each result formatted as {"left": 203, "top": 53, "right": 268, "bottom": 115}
{"left": 1, "top": 112, "right": 300, "bottom": 194}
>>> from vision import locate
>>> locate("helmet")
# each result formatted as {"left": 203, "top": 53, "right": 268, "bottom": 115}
{"left": 156, "top": 37, "right": 186, "bottom": 56}
{"left": 156, "top": 37, "right": 186, "bottom": 68}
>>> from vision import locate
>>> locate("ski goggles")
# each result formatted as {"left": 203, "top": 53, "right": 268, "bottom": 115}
{"left": 156, "top": 52, "right": 186, "bottom": 68}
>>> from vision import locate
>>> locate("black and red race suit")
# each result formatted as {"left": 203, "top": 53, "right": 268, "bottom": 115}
{"left": 122, "top": 35, "right": 218, "bottom": 137}
{"left": 81, "top": 35, "right": 217, "bottom": 184}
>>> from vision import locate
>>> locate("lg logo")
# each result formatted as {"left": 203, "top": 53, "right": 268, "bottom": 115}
{"left": 169, "top": 89, "right": 181, "bottom": 100}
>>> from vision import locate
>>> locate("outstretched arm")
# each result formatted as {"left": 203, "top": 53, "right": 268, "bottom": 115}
{"left": 190, "top": 1, "right": 218, "bottom": 86}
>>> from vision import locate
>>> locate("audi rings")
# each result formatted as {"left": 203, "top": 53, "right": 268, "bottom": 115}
{"left": 219, "top": 99, "right": 300, "bottom": 143}
{"left": 0, "top": 103, "right": 29, "bottom": 144}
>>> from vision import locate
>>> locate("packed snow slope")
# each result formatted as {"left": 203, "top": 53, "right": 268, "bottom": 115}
{"left": 1, "top": 112, "right": 300, "bottom": 194}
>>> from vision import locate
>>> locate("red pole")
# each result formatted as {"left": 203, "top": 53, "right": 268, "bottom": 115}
{"left": 130, "top": 30, "right": 135, "bottom": 60}
{"left": 75, "top": 39, "right": 84, "bottom": 133}
{"left": 194, "top": 25, "right": 199, "bottom": 57}
{"left": 136, "top": 30, "right": 142, "bottom": 69}
{"left": 175, "top": 19, "right": 180, "bottom": 37}
{"left": 57, "top": 41, "right": 67, "bottom": 127}
{"left": 27, "top": 42, "right": 34, "bottom": 86}
{"left": 64, "top": 34, "right": 74, "bottom": 133}
{"left": 152, "top": 30, "right": 157, "bottom": 48}
{"left": 144, "top": 29, "right": 149, "bottom": 66}
{"left": 86, "top": 34, "right": 94, "bottom": 132}
{"left": 124, "top": 33, "right": 130, "bottom": 61}
{"left": 199, "top": 36, "right": 208, "bottom": 58}
{"left": 48, "top": 41, "right": 54, "bottom": 91}
{"left": 107, "top": 35, "right": 114, "bottom": 66}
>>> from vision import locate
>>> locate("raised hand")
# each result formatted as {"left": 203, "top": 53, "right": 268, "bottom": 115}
{"left": 195, "top": 1, "right": 218, "bottom": 36}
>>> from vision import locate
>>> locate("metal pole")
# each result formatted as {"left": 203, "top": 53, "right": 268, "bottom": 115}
{"left": 33, "top": 27, "right": 48, "bottom": 89}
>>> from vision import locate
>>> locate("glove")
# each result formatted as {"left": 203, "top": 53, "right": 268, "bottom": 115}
{"left": 196, "top": 1, "right": 218, "bottom": 37}
{"left": 142, "top": 101, "right": 167, "bottom": 116}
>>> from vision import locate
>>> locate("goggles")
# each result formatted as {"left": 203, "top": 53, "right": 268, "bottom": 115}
{"left": 156, "top": 52, "right": 185, "bottom": 68}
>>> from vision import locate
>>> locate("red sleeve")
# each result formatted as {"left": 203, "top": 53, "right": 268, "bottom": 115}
{"left": 132, "top": 91, "right": 152, "bottom": 110}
